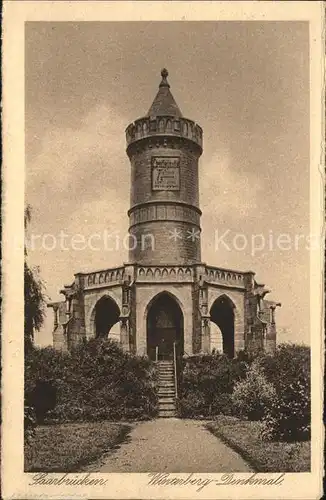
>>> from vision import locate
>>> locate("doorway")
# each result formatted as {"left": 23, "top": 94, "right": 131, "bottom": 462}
{"left": 146, "top": 292, "right": 184, "bottom": 361}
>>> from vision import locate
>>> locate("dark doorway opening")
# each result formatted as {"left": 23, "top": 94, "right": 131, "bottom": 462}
{"left": 146, "top": 293, "right": 184, "bottom": 361}
{"left": 94, "top": 296, "right": 120, "bottom": 339}
{"left": 210, "top": 295, "right": 235, "bottom": 358}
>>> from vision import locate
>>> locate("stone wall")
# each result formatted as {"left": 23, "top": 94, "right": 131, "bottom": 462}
{"left": 129, "top": 220, "right": 201, "bottom": 264}
{"left": 127, "top": 138, "right": 202, "bottom": 265}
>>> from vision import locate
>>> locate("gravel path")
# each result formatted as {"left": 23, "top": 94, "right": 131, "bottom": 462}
{"left": 96, "top": 418, "right": 253, "bottom": 472}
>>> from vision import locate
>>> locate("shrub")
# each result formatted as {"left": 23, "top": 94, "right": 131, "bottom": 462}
{"left": 258, "top": 344, "right": 310, "bottom": 442}
{"left": 231, "top": 361, "right": 276, "bottom": 421}
{"left": 24, "top": 406, "right": 36, "bottom": 444}
{"left": 178, "top": 353, "right": 247, "bottom": 418}
{"left": 25, "top": 339, "right": 158, "bottom": 425}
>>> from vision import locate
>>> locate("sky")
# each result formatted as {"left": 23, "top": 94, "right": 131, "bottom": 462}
{"left": 25, "top": 21, "right": 310, "bottom": 346}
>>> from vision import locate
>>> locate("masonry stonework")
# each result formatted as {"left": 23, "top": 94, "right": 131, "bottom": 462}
{"left": 49, "top": 69, "right": 280, "bottom": 359}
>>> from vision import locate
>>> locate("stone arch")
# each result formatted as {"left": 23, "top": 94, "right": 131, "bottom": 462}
{"left": 145, "top": 291, "right": 184, "bottom": 361}
{"left": 210, "top": 294, "right": 235, "bottom": 358}
{"left": 162, "top": 268, "right": 168, "bottom": 278}
{"left": 90, "top": 294, "right": 121, "bottom": 340}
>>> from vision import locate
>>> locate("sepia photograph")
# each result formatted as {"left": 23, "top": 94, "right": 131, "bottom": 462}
{"left": 1, "top": 2, "right": 324, "bottom": 499}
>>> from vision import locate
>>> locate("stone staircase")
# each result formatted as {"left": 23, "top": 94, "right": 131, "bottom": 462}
{"left": 157, "top": 360, "right": 177, "bottom": 417}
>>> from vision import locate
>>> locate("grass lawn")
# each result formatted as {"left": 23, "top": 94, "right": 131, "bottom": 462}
{"left": 25, "top": 421, "right": 132, "bottom": 472}
{"left": 206, "top": 416, "right": 310, "bottom": 473}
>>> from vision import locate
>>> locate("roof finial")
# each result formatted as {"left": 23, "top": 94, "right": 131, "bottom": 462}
{"left": 159, "top": 68, "right": 170, "bottom": 88}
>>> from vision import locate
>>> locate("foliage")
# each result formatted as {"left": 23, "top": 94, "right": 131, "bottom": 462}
{"left": 25, "top": 339, "right": 158, "bottom": 425}
{"left": 178, "top": 353, "right": 248, "bottom": 418}
{"left": 24, "top": 406, "right": 37, "bottom": 444}
{"left": 24, "top": 205, "right": 46, "bottom": 348}
{"left": 258, "top": 343, "right": 310, "bottom": 442}
{"left": 231, "top": 361, "right": 276, "bottom": 421}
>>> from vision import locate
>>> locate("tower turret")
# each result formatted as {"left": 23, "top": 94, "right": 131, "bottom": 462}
{"left": 126, "top": 69, "right": 203, "bottom": 265}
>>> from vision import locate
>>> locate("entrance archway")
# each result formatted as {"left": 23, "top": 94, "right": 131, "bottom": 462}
{"left": 94, "top": 296, "right": 120, "bottom": 339}
{"left": 210, "top": 295, "right": 235, "bottom": 358}
{"left": 146, "top": 292, "right": 184, "bottom": 361}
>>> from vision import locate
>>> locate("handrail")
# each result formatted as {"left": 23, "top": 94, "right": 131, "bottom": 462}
{"left": 173, "top": 342, "right": 178, "bottom": 400}
{"left": 155, "top": 345, "right": 158, "bottom": 363}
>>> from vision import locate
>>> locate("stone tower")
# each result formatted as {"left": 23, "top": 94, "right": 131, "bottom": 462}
{"left": 126, "top": 68, "right": 203, "bottom": 265}
{"left": 49, "top": 69, "right": 280, "bottom": 360}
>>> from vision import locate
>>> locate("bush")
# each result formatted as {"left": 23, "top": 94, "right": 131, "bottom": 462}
{"left": 178, "top": 353, "right": 248, "bottom": 418}
{"left": 231, "top": 361, "right": 276, "bottom": 421}
{"left": 258, "top": 344, "right": 310, "bottom": 442}
{"left": 24, "top": 406, "right": 36, "bottom": 444}
{"left": 25, "top": 339, "right": 158, "bottom": 425}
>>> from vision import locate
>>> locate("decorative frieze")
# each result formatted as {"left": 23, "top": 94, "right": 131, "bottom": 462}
{"left": 82, "top": 264, "right": 247, "bottom": 290}
{"left": 129, "top": 202, "right": 201, "bottom": 228}
{"left": 205, "top": 266, "right": 245, "bottom": 288}
{"left": 137, "top": 265, "right": 194, "bottom": 282}
{"left": 85, "top": 267, "right": 125, "bottom": 289}
{"left": 126, "top": 115, "right": 203, "bottom": 150}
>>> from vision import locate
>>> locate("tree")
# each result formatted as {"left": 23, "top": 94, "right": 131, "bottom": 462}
{"left": 24, "top": 205, "right": 46, "bottom": 349}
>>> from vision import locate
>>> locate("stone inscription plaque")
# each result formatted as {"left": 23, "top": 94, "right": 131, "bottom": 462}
{"left": 152, "top": 157, "right": 180, "bottom": 191}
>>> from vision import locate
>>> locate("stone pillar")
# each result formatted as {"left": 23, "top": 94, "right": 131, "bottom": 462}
{"left": 265, "top": 303, "right": 281, "bottom": 354}
{"left": 120, "top": 318, "right": 130, "bottom": 352}
{"left": 243, "top": 271, "right": 256, "bottom": 351}
{"left": 119, "top": 276, "right": 134, "bottom": 352}
{"left": 197, "top": 278, "right": 211, "bottom": 354}
{"left": 234, "top": 297, "right": 245, "bottom": 354}
{"left": 201, "top": 317, "right": 211, "bottom": 354}
{"left": 53, "top": 305, "right": 59, "bottom": 329}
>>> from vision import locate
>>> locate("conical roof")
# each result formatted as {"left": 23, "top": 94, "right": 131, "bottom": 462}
{"left": 147, "top": 68, "right": 182, "bottom": 117}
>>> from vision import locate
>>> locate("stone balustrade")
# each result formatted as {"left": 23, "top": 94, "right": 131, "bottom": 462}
{"left": 205, "top": 266, "right": 245, "bottom": 288}
{"left": 84, "top": 267, "right": 126, "bottom": 289}
{"left": 126, "top": 115, "right": 203, "bottom": 149}
{"left": 137, "top": 265, "right": 194, "bottom": 282}
{"left": 81, "top": 264, "right": 246, "bottom": 290}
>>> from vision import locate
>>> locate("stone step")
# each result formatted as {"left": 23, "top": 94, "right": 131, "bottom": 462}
{"left": 158, "top": 398, "right": 175, "bottom": 405}
{"left": 158, "top": 396, "right": 176, "bottom": 404}
{"left": 158, "top": 383, "right": 175, "bottom": 391}
{"left": 157, "top": 360, "right": 177, "bottom": 418}
{"left": 158, "top": 404, "right": 176, "bottom": 411}
{"left": 158, "top": 388, "right": 175, "bottom": 395}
